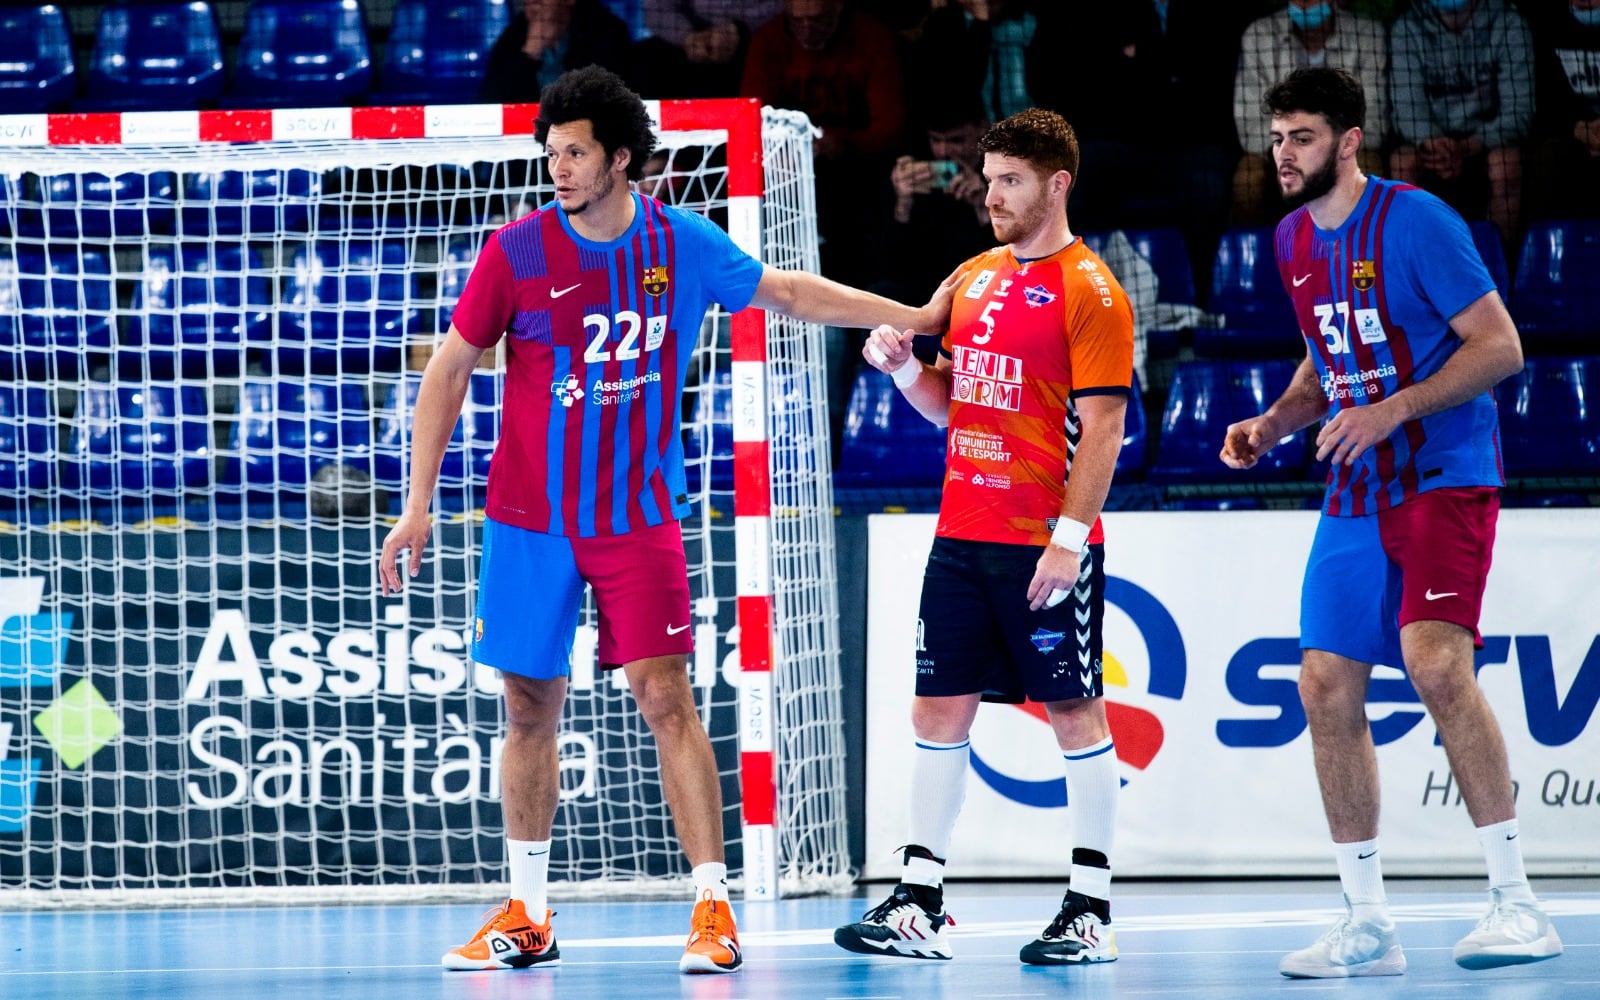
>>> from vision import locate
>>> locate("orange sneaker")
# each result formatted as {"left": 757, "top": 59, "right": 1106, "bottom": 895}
{"left": 440, "top": 898, "right": 560, "bottom": 970}
{"left": 679, "top": 890, "right": 743, "bottom": 974}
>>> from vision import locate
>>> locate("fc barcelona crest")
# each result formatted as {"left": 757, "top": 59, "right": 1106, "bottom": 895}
{"left": 643, "top": 265, "right": 670, "bottom": 296}
{"left": 1351, "top": 259, "right": 1376, "bottom": 292}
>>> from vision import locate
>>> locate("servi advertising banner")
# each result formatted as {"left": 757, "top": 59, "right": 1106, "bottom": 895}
{"left": 865, "top": 510, "right": 1600, "bottom": 879}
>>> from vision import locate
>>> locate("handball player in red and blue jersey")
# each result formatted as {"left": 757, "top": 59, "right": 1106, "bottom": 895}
{"left": 379, "top": 65, "right": 953, "bottom": 976}
{"left": 1220, "top": 67, "right": 1562, "bottom": 981}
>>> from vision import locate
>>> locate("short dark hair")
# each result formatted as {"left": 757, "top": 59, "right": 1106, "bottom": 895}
{"left": 534, "top": 66, "right": 656, "bottom": 182}
{"left": 1263, "top": 67, "right": 1366, "bottom": 135}
{"left": 977, "top": 108, "right": 1079, "bottom": 186}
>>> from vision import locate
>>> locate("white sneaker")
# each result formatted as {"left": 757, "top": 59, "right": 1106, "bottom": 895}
{"left": 1453, "top": 888, "right": 1564, "bottom": 970}
{"left": 1280, "top": 898, "right": 1405, "bottom": 979}
{"left": 1019, "top": 890, "right": 1116, "bottom": 965}
{"left": 834, "top": 883, "right": 952, "bottom": 960}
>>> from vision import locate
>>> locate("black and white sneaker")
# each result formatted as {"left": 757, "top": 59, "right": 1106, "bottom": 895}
{"left": 1019, "top": 890, "right": 1116, "bottom": 965}
{"left": 834, "top": 883, "right": 953, "bottom": 960}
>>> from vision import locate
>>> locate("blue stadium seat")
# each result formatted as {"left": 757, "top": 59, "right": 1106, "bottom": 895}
{"left": 1115, "top": 378, "right": 1147, "bottom": 481}
{"left": 230, "top": 0, "right": 373, "bottom": 108}
{"left": 1082, "top": 227, "right": 1196, "bottom": 307}
{"left": 1513, "top": 219, "right": 1600, "bottom": 346}
{"left": 181, "top": 169, "right": 317, "bottom": 236}
{"left": 835, "top": 366, "right": 946, "bottom": 491}
{"left": 280, "top": 238, "right": 416, "bottom": 374}
{"left": 81, "top": 1, "right": 224, "bottom": 111}
{"left": 0, "top": 386, "right": 55, "bottom": 501}
{"left": 1468, "top": 220, "right": 1510, "bottom": 303}
{"left": 683, "top": 369, "right": 733, "bottom": 496}
{"left": 378, "top": 0, "right": 507, "bottom": 104}
{"left": 1498, "top": 357, "right": 1600, "bottom": 478}
{"left": 221, "top": 381, "right": 372, "bottom": 500}
{"left": 126, "top": 243, "right": 273, "bottom": 379}
{"left": 63, "top": 384, "right": 211, "bottom": 501}
{"left": 24, "top": 172, "right": 179, "bottom": 239}
{"left": 0, "top": 5, "right": 75, "bottom": 112}
{"left": 1151, "top": 359, "right": 1307, "bottom": 483}
{"left": 7, "top": 245, "right": 115, "bottom": 381}
{"left": 373, "top": 373, "right": 470, "bottom": 511}
{"left": 1196, "top": 227, "right": 1301, "bottom": 357}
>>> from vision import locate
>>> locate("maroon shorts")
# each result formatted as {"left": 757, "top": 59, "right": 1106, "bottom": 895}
{"left": 1379, "top": 486, "right": 1499, "bottom": 639}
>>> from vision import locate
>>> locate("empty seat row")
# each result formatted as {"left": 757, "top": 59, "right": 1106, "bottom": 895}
{"left": 0, "top": 169, "right": 477, "bottom": 240}
{"left": 1198, "top": 221, "right": 1597, "bottom": 355}
{"left": 0, "top": 373, "right": 502, "bottom": 517}
{"left": 0, "top": 0, "right": 510, "bottom": 114}
{"left": 831, "top": 356, "right": 1600, "bottom": 498}
{"left": 0, "top": 240, "right": 476, "bottom": 378}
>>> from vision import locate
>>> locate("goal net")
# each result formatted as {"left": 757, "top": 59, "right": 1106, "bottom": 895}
{"left": 0, "top": 102, "right": 847, "bottom": 906}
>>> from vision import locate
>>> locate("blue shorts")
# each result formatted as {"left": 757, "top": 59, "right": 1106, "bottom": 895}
{"left": 471, "top": 517, "right": 693, "bottom": 679}
{"left": 915, "top": 536, "right": 1106, "bottom": 704}
{"left": 1300, "top": 488, "right": 1496, "bottom": 668}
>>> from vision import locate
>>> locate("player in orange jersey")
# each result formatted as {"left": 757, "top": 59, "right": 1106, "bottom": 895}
{"left": 835, "top": 108, "right": 1135, "bottom": 966}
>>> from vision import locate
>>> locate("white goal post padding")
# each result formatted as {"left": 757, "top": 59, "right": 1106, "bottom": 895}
{"left": 0, "top": 102, "right": 847, "bottom": 907}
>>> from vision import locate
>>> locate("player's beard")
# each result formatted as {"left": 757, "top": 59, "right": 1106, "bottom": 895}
{"left": 1280, "top": 151, "right": 1338, "bottom": 208}
{"left": 991, "top": 191, "right": 1050, "bottom": 246}
{"left": 564, "top": 171, "right": 616, "bottom": 216}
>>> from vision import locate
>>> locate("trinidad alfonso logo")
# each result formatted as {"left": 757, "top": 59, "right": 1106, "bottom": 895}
{"left": 968, "top": 577, "right": 1186, "bottom": 808}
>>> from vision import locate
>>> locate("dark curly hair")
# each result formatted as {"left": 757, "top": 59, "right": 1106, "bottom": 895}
{"left": 534, "top": 66, "right": 657, "bottom": 182}
{"left": 977, "top": 108, "right": 1079, "bottom": 188}
{"left": 1263, "top": 67, "right": 1366, "bottom": 136}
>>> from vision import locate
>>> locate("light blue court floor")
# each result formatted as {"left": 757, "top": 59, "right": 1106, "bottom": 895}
{"left": 3, "top": 879, "right": 1596, "bottom": 1000}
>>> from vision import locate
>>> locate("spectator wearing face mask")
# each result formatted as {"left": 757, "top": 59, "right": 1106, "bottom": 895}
{"left": 1524, "top": 0, "right": 1600, "bottom": 218}
{"left": 1389, "top": 0, "right": 1535, "bottom": 250}
{"left": 1232, "top": 0, "right": 1390, "bottom": 226}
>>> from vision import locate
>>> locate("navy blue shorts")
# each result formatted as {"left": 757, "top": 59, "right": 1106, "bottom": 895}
{"left": 915, "top": 536, "right": 1106, "bottom": 704}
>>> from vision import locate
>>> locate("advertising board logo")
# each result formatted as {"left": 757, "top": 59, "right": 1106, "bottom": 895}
{"left": 1, "top": 577, "right": 120, "bottom": 834}
{"left": 968, "top": 577, "right": 1186, "bottom": 808}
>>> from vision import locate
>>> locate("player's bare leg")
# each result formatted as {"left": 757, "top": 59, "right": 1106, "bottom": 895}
{"left": 1400, "top": 620, "right": 1562, "bottom": 969}
{"left": 442, "top": 673, "right": 565, "bottom": 970}
{"left": 1299, "top": 650, "right": 1380, "bottom": 843}
{"left": 625, "top": 654, "right": 742, "bottom": 973}
{"left": 1281, "top": 649, "right": 1404, "bottom": 978}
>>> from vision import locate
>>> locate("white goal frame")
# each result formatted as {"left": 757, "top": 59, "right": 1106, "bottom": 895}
{"left": 0, "top": 100, "right": 846, "bottom": 907}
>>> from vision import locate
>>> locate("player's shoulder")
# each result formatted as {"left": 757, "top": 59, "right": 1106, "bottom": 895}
{"left": 1377, "top": 178, "right": 1463, "bottom": 227}
{"left": 958, "top": 245, "right": 1009, "bottom": 276}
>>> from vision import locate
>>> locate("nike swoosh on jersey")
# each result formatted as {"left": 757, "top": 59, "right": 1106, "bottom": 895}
{"left": 550, "top": 283, "right": 582, "bottom": 299}
{"left": 1293, "top": 274, "right": 1311, "bottom": 287}
{"left": 666, "top": 623, "right": 690, "bottom": 635}
{"left": 1424, "top": 589, "right": 1459, "bottom": 600}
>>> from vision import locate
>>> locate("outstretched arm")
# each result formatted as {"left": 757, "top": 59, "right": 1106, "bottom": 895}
{"left": 748, "top": 265, "right": 958, "bottom": 336}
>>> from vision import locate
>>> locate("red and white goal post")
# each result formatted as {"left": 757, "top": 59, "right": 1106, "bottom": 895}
{"left": 0, "top": 100, "right": 846, "bottom": 906}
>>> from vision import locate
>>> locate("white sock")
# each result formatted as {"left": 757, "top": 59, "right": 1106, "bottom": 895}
{"left": 508, "top": 838, "right": 551, "bottom": 918}
{"left": 904, "top": 738, "right": 970, "bottom": 885}
{"left": 692, "top": 861, "right": 731, "bottom": 903}
{"left": 1333, "top": 838, "right": 1387, "bottom": 912}
{"left": 1062, "top": 737, "right": 1117, "bottom": 901}
{"left": 1477, "top": 818, "right": 1533, "bottom": 900}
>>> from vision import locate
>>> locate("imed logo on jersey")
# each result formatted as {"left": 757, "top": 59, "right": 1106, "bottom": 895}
{"left": 642, "top": 265, "right": 669, "bottom": 296}
{"left": 1352, "top": 259, "right": 1376, "bottom": 292}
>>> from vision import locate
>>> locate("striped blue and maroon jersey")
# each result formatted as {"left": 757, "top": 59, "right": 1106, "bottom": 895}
{"left": 1275, "top": 178, "right": 1503, "bottom": 517}
{"left": 450, "top": 192, "right": 764, "bottom": 536}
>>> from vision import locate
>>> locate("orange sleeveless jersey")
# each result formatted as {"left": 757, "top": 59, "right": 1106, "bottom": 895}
{"left": 935, "top": 239, "right": 1135, "bottom": 547}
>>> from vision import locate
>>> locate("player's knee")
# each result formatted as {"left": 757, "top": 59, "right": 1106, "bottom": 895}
{"left": 503, "top": 675, "right": 565, "bottom": 731}
{"left": 1404, "top": 655, "right": 1475, "bottom": 714}
{"left": 1296, "top": 664, "right": 1364, "bottom": 721}
{"left": 910, "top": 697, "right": 973, "bottom": 744}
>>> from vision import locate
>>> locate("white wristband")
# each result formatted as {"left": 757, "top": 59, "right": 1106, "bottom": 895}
{"left": 890, "top": 361, "right": 922, "bottom": 389}
{"left": 1050, "top": 517, "right": 1091, "bottom": 553}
